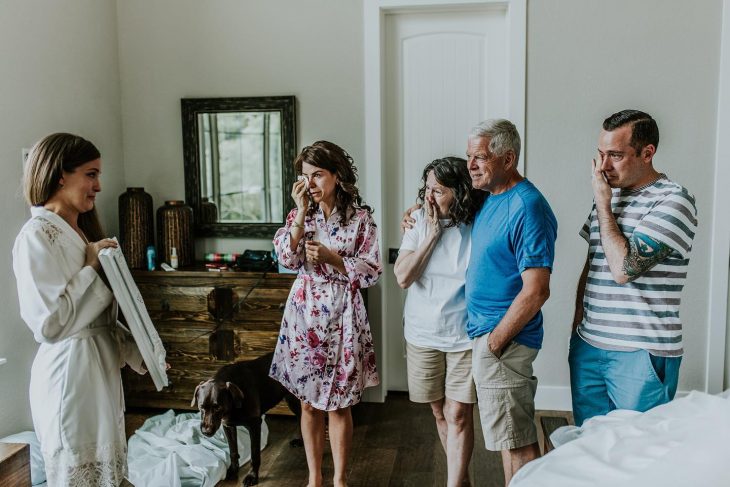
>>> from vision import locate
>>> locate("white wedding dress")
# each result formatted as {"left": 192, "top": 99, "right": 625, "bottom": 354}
{"left": 13, "top": 207, "right": 145, "bottom": 487}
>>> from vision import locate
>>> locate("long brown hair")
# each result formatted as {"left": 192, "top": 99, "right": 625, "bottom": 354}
{"left": 23, "top": 133, "right": 105, "bottom": 241}
{"left": 417, "top": 157, "right": 484, "bottom": 227}
{"left": 293, "top": 140, "right": 372, "bottom": 225}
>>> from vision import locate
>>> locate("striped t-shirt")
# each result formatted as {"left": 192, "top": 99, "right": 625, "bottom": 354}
{"left": 577, "top": 174, "right": 697, "bottom": 357}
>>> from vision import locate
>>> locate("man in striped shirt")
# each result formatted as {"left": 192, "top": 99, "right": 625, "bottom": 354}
{"left": 569, "top": 109, "right": 698, "bottom": 426}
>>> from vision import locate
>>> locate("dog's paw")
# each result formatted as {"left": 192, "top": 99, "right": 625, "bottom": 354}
{"left": 242, "top": 472, "right": 259, "bottom": 486}
{"left": 225, "top": 466, "right": 239, "bottom": 481}
{"left": 289, "top": 437, "right": 304, "bottom": 448}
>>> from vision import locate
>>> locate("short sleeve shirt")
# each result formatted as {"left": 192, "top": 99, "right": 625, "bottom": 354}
{"left": 400, "top": 209, "right": 472, "bottom": 352}
{"left": 465, "top": 179, "right": 558, "bottom": 349}
{"left": 577, "top": 175, "right": 698, "bottom": 357}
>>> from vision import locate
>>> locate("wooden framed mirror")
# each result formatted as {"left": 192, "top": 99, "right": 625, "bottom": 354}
{"left": 182, "top": 96, "right": 297, "bottom": 238}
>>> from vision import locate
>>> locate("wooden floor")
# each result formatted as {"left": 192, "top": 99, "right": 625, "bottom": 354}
{"left": 126, "top": 393, "right": 573, "bottom": 487}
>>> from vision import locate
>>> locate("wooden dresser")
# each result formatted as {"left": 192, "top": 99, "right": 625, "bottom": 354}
{"left": 122, "top": 269, "right": 296, "bottom": 415}
{"left": 0, "top": 443, "right": 30, "bottom": 487}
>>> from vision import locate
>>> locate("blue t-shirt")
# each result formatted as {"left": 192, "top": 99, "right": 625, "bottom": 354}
{"left": 465, "top": 179, "right": 557, "bottom": 348}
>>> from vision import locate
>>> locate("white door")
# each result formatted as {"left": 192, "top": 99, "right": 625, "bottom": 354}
{"left": 382, "top": 6, "right": 511, "bottom": 390}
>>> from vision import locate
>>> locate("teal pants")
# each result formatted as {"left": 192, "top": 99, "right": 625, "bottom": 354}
{"left": 568, "top": 333, "right": 681, "bottom": 426}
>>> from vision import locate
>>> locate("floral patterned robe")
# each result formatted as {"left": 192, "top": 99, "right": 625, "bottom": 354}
{"left": 270, "top": 206, "right": 381, "bottom": 410}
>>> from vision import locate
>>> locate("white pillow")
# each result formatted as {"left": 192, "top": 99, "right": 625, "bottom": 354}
{"left": 0, "top": 431, "right": 46, "bottom": 485}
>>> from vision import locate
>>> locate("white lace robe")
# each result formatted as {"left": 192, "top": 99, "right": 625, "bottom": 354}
{"left": 13, "top": 207, "right": 145, "bottom": 487}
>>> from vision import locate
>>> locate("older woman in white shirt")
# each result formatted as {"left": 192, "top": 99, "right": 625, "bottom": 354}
{"left": 13, "top": 133, "right": 146, "bottom": 486}
{"left": 394, "top": 157, "right": 484, "bottom": 487}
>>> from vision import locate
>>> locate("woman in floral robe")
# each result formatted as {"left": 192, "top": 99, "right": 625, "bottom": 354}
{"left": 270, "top": 140, "right": 381, "bottom": 487}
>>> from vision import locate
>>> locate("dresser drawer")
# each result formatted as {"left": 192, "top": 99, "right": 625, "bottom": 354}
{"left": 123, "top": 270, "right": 296, "bottom": 414}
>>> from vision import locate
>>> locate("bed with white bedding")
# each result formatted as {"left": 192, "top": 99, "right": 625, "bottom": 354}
{"left": 511, "top": 391, "right": 730, "bottom": 487}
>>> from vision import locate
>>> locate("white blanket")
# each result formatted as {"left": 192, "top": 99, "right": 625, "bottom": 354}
{"left": 127, "top": 410, "right": 268, "bottom": 487}
{"left": 511, "top": 391, "right": 730, "bottom": 487}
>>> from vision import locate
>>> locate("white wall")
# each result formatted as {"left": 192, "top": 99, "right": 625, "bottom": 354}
{"left": 720, "top": 0, "right": 730, "bottom": 390}
{"left": 116, "top": 0, "right": 365, "bottom": 256}
{"left": 0, "top": 0, "right": 125, "bottom": 437}
{"left": 527, "top": 0, "right": 722, "bottom": 404}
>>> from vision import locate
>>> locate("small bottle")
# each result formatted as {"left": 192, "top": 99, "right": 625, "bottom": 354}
{"left": 146, "top": 245, "right": 156, "bottom": 271}
{"left": 170, "top": 247, "right": 179, "bottom": 269}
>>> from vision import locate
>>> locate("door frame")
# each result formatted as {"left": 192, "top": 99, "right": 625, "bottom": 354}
{"left": 363, "top": 0, "right": 527, "bottom": 400}
{"left": 707, "top": 0, "right": 730, "bottom": 393}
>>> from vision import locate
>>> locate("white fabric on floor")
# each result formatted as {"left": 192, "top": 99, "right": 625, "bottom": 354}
{"left": 511, "top": 391, "right": 730, "bottom": 487}
{"left": 127, "top": 410, "right": 268, "bottom": 487}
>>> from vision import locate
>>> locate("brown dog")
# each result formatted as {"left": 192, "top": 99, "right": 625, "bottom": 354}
{"left": 191, "top": 352, "right": 302, "bottom": 486}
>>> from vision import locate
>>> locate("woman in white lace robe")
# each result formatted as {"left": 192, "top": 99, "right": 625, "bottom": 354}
{"left": 12, "top": 133, "right": 146, "bottom": 486}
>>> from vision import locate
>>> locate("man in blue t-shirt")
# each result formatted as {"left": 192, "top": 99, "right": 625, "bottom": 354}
{"left": 466, "top": 119, "right": 557, "bottom": 485}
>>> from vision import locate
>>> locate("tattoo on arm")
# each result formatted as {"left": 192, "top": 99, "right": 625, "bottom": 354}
{"left": 622, "top": 232, "right": 673, "bottom": 279}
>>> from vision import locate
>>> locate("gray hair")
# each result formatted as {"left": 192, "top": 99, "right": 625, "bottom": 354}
{"left": 470, "top": 119, "right": 521, "bottom": 162}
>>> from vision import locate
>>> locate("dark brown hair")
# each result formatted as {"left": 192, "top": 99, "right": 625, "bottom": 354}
{"left": 603, "top": 109, "right": 659, "bottom": 155}
{"left": 23, "top": 133, "right": 104, "bottom": 241}
{"left": 293, "top": 140, "right": 372, "bottom": 225}
{"left": 417, "top": 157, "right": 484, "bottom": 227}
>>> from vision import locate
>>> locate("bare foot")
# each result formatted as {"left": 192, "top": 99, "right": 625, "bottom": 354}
{"left": 306, "top": 477, "right": 323, "bottom": 487}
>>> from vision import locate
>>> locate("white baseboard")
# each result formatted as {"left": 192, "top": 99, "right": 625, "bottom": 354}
{"left": 374, "top": 386, "right": 692, "bottom": 412}
{"left": 534, "top": 385, "right": 572, "bottom": 411}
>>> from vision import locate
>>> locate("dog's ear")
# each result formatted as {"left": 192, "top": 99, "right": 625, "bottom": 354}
{"left": 226, "top": 381, "right": 245, "bottom": 408}
{"left": 191, "top": 380, "right": 207, "bottom": 408}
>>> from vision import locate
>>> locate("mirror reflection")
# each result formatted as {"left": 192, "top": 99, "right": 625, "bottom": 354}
{"left": 182, "top": 96, "right": 297, "bottom": 238}
{"left": 198, "top": 111, "right": 282, "bottom": 223}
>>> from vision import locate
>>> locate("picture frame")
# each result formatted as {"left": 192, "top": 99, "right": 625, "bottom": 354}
{"left": 99, "top": 241, "right": 169, "bottom": 391}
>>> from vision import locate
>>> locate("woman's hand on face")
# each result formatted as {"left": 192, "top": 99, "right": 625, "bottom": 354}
{"left": 305, "top": 240, "right": 333, "bottom": 266}
{"left": 424, "top": 198, "right": 442, "bottom": 239}
{"left": 292, "top": 178, "right": 310, "bottom": 212}
{"left": 85, "top": 238, "right": 118, "bottom": 271}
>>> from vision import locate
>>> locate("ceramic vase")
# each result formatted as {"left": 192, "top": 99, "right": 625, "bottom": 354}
{"left": 156, "top": 200, "right": 194, "bottom": 267}
{"left": 118, "top": 187, "right": 154, "bottom": 269}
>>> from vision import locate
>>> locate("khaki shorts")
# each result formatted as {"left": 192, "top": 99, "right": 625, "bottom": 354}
{"left": 472, "top": 333, "right": 538, "bottom": 451}
{"left": 406, "top": 341, "right": 477, "bottom": 404}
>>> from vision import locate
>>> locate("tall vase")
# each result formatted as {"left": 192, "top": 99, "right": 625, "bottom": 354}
{"left": 156, "top": 200, "right": 194, "bottom": 267}
{"left": 118, "top": 187, "right": 154, "bottom": 269}
{"left": 200, "top": 197, "right": 218, "bottom": 224}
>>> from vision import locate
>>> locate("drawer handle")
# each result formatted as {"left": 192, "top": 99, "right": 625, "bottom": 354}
{"left": 208, "top": 287, "right": 234, "bottom": 322}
